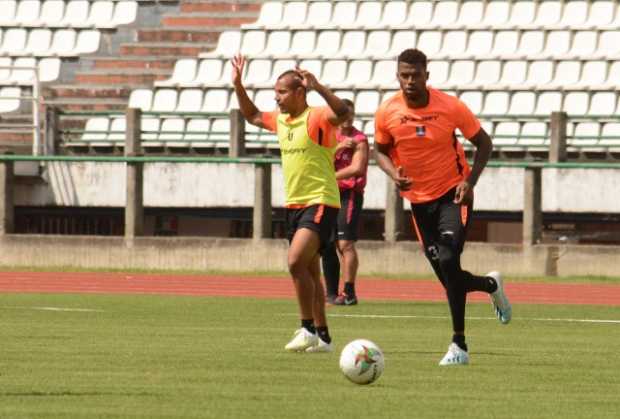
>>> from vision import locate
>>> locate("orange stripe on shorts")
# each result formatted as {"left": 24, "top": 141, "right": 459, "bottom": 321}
{"left": 460, "top": 205, "right": 469, "bottom": 226}
{"left": 313, "top": 205, "right": 325, "bottom": 224}
{"left": 410, "top": 213, "right": 425, "bottom": 249}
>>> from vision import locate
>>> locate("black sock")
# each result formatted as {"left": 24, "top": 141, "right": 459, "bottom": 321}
{"left": 486, "top": 276, "right": 498, "bottom": 293}
{"left": 301, "top": 319, "right": 315, "bottom": 334}
{"left": 316, "top": 326, "right": 331, "bottom": 344}
{"left": 344, "top": 282, "right": 355, "bottom": 296}
{"left": 452, "top": 334, "right": 468, "bottom": 352}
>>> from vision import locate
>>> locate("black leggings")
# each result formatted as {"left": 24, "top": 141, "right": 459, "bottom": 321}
{"left": 411, "top": 188, "right": 493, "bottom": 334}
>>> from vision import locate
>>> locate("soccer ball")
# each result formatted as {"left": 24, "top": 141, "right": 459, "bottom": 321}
{"left": 339, "top": 339, "right": 385, "bottom": 385}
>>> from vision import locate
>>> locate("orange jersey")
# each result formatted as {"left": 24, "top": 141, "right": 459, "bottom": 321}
{"left": 374, "top": 88, "right": 481, "bottom": 204}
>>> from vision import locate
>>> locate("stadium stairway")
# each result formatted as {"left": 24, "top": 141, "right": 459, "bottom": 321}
{"left": 1, "top": 0, "right": 263, "bottom": 155}
{"left": 45, "top": 0, "right": 263, "bottom": 112}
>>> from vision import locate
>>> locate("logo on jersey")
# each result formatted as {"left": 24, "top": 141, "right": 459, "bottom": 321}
{"left": 416, "top": 125, "right": 426, "bottom": 137}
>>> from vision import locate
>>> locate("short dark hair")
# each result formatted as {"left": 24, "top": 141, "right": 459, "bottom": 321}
{"left": 342, "top": 98, "right": 355, "bottom": 109}
{"left": 277, "top": 70, "right": 304, "bottom": 90}
{"left": 397, "top": 49, "right": 427, "bottom": 68}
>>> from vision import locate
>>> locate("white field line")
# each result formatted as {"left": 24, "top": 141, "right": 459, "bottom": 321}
{"left": 2, "top": 306, "right": 104, "bottom": 312}
{"left": 282, "top": 313, "right": 620, "bottom": 324}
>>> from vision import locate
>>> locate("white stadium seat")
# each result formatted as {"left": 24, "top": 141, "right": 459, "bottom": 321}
{"left": 482, "top": 92, "right": 509, "bottom": 115}
{"left": 141, "top": 117, "right": 161, "bottom": 142}
{"left": 589, "top": 92, "right": 617, "bottom": 115}
{"left": 243, "top": 2, "right": 282, "bottom": 29}
{"left": 558, "top": 1, "right": 588, "bottom": 27}
{"left": 430, "top": 1, "right": 458, "bottom": 26}
{"left": 202, "top": 89, "right": 230, "bottom": 113}
{"left": 508, "top": 92, "right": 536, "bottom": 115}
{"left": 364, "top": 31, "right": 391, "bottom": 58}
{"left": 533, "top": 1, "right": 561, "bottom": 26}
{"left": 0, "top": 57, "right": 11, "bottom": 81}
{"left": 156, "top": 58, "right": 198, "bottom": 87}
{"left": 263, "top": 31, "right": 291, "bottom": 57}
{"left": 159, "top": 118, "right": 185, "bottom": 142}
{"left": 85, "top": 1, "right": 115, "bottom": 28}
{"left": 112, "top": 1, "right": 138, "bottom": 26}
{"left": 289, "top": 31, "right": 315, "bottom": 57}
{"left": 345, "top": 60, "right": 372, "bottom": 86}
{"left": 313, "top": 31, "right": 340, "bottom": 58}
{"left": 331, "top": 2, "right": 359, "bottom": 28}
{"left": 195, "top": 59, "right": 225, "bottom": 85}
{"left": 279, "top": 1, "right": 307, "bottom": 28}
{"left": 59, "top": 1, "right": 90, "bottom": 28}
{"left": 200, "top": 31, "right": 240, "bottom": 58}
{"left": 184, "top": 118, "right": 211, "bottom": 142}
{"left": 459, "top": 91, "right": 483, "bottom": 114}
{"left": 369, "top": 60, "right": 397, "bottom": 87}
{"left": 354, "top": 90, "right": 380, "bottom": 115}
{"left": 534, "top": 92, "right": 562, "bottom": 115}
{"left": 0, "top": 1, "right": 18, "bottom": 26}
{"left": 175, "top": 89, "right": 203, "bottom": 113}
{"left": 81, "top": 117, "right": 109, "bottom": 142}
{"left": 0, "top": 29, "right": 27, "bottom": 54}
{"left": 35, "top": 1, "right": 65, "bottom": 26}
{"left": 456, "top": 1, "right": 484, "bottom": 27}
{"left": 11, "top": 57, "right": 37, "bottom": 83}
{"left": 403, "top": 1, "right": 433, "bottom": 26}
{"left": 585, "top": 1, "right": 616, "bottom": 28}
{"left": 339, "top": 31, "right": 366, "bottom": 58}
{"left": 303, "top": 1, "right": 331, "bottom": 28}
{"left": 381, "top": 1, "right": 408, "bottom": 27}
{"left": 24, "top": 29, "right": 52, "bottom": 56}
{"left": 351, "top": 1, "right": 382, "bottom": 29}
{"left": 244, "top": 58, "right": 272, "bottom": 86}
{"left": 473, "top": 60, "right": 501, "bottom": 86}
{"left": 240, "top": 31, "right": 266, "bottom": 56}
{"left": 107, "top": 117, "right": 126, "bottom": 142}
{"left": 510, "top": 1, "right": 536, "bottom": 26}
{"left": 49, "top": 29, "right": 77, "bottom": 56}
{"left": 128, "top": 89, "right": 153, "bottom": 111}
{"left": 151, "top": 89, "right": 178, "bottom": 113}
{"left": 38, "top": 57, "right": 60, "bottom": 82}
{"left": 15, "top": 0, "right": 42, "bottom": 26}
{"left": 73, "top": 30, "right": 101, "bottom": 54}
{"left": 482, "top": 1, "right": 509, "bottom": 26}
{"left": 563, "top": 92, "right": 589, "bottom": 115}
{"left": 0, "top": 87, "right": 21, "bottom": 113}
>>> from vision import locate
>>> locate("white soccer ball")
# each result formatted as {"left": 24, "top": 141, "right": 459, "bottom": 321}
{"left": 339, "top": 339, "right": 385, "bottom": 385}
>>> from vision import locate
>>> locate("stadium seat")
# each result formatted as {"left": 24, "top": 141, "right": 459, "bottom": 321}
{"left": 321, "top": 60, "right": 347, "bottom": 86}
{"left": 34, "top": 0, "right": 65, "bottom": 27}
{"left": 348, "top": 1, "right": 382, "bottom": 29}
{"left": 508, "top": 92, "right": 536, "bottom": 115}
{"left": 73, "top": 30, "right": 101, "bottom": 54}
{"left": 112, "top": 1, "right": 138, "bottom": 26}
{"left": 151, "top": 89, "right": 178, "bottom": 113}
{"left": 15, "top": 0, "right": 42, "bottom": 26}
{"left": 459, "top": 91, "right": 483, "bottom": 114}
{"left": 201, "top": 89, "right": 230, "bottom": 113}
{"left": 243, "top": 2, "right": 282, "bottom": 29}
{"left": 481, "top": 1, "right": 509, "bottom": 26}
{"left": 526, "top": 60, "right": 553, "bottom": 87}
{"left": 244, "top": 58, "right": 272, "bottom": 86}
{"left": 39, "top": 57, "right": 61, "bottom": 82}
{"left": 427, "top": 60, "right": 449, "bottom": 85}
{"left": 194, "top": 58, "right": 226, "bottom": 86}
{"left": 510, "top": 1, "right": 536, "bottom": 26}
{"left": 24, "top": 29, "right": 53, "bottom": 56}
{"left": 263, "top": 31, "right": 291, "bottom": 57}
{"left": 288, "top": 31, "right": 315, "bottom": 57}
{"left": 175, "top": 89, "right": 203, "bottom": 113}
{"left": 494, "top": 121, "right": 520, "bottom": 145}
{"left": 0, "top": 57, "right": 11, "bottom": 81}
{"left": 11, "top": 57, "right": 37, "bottom": 84}
{"left": 534, "top": 92, "right": 562, "bottom": 115}
{"left": 598, "top": 31, "right": 620, "bottom": 58}
{"left": 49, "top": 29, "right": 77, "bottom": 56}
{"left": 455, "top": 1, "right": 484, "bottom": 27}
{"left": 497, "top": 60, "right": 527, "bottom": 86}
{"left": 430, "top": 1, "right": 458, "bottom": 26}
{"left": 547, "top": 61, "right": 580, "bottom": 88}
{"left": 159, "top": 118, "right": 185, "bottom": 142}
{"left": 385, "top": 31, "right": 416, "bottom": 58}
{"left": 369, "top": 60, "right": 396, "bottom": 88}
{"left": 58, "top": 1, "right": 90, "bottom": 28}
{"left": 141, "top": 117, "right": 161, "bottom": 142}
{"left": 600, "top": 123, "right": 620, "bottom": 148}
{"left": 0, "top": 1, "right": 18, "bottom": 26}
{"left": 184, "top": 118, "right": 211, "bottom": 143}
{"left": 364, "top": 30, "right": 391, "bottom": 58}
{"left": 589, "top": 92, "right": 617, "bottom": 115}
{"left": 466, "top": 31, "right": 493, "bottom": 57}
{"left": 473, "top": 60, "right": 501, "bottom": 86}
{"left": 557, "top": 1, "right": 588, "bottom": 27}
{"left": 532, "top": 1, "right": 561, "bottom": 26}
{"left": 439, "top": 31, "right": 467, "bottom": 58}
{"left": 354, "top": 90, "right": 380, "bottom": 115}
{"left": 491, "top": 30, "right": 519, "bottom": 57}
{"left": 520, "top": 121, "right": 547, "bottom": 146}
{"left": 416, "top": 31, "right": 442, "bottom": 56}
{"left": 566, "top": 31, "right": 597, "bottom": 58}
{"left": 0, "top": 87, "right": 21, "bottom": 113}
{"left": 584, "top": 1, "right": 616, "bottom": 28}
{"left": 156, "top": 58, "right": 197, "bottom": 87}
{"left": 253, "top": 88, "right": 275, "bottom": 110}
{"left": 199, "top": 31, "right": 240, "bottom": 59}
{"left": 302, "top": 1, "right": 331, "bottom": 28}
{"left": 128, "top": 89, "right": 153, "bottom": 111}
{"left": 331, "top": 2, "right": 359, "bottom": 28}
{"left": 279, "top": 1, "right": 307, "bottom": 28}
{"left": 402, "top": 1, "right": 433, "bottom": 26}
{"left": 107, "top": 117, "right": 125, "bottom": 142}
{"left": 240, "top": 31, "right": 266, "bottom": 56}
{"left": 339, "top": 31, "right": 366, "bottom": 58}
{"left": 482, "top": 91, "right": 509, "bottom": 115}
{"left": 81, "top": 117, "right": 109, "bottom": 142}
{"left": 345, "top": 60, "right": 372, "bottom": 87}
{"left": 381, "top": 1, "right": 408, "bottom": 27}
{"left": 0, "top": 29, "right": 27, "bottom": 55}
{"left": 518, "top": 31, "right": 544, "bottom": 56}
{"left": 313, "top": 31, "right": 340, "bottom": 58}
{"left": 85, "top": 1, "right": 115, "bottom": 28}
{"left": 563, "top": 92, "right": 589, "bottom": 116}
{"left": 269, "top": 59, "right": 296, "bottom": 84}
{"left": 446, "top": 60, "right": 475, "bottom": 87}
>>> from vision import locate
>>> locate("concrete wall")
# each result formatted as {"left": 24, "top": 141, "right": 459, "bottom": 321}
{"left": 1, "top": 235, "right": 618, "bottom": 277}
{"left": 13, "top": 163, "right": 620, "bottom": 213}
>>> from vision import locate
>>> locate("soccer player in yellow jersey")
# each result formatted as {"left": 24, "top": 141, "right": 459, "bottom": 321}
{"left": 374, "top": 49, "right": 512, "bottom": 365}
{"left": 232, "top": 54, "right": 350, "bottom": 353}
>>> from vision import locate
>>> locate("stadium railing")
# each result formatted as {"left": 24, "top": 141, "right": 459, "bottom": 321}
{"left": 1, "top": 152, "right": 619, "bottom": 246}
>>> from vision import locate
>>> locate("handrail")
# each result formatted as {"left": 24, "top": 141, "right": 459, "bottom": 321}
{"left": 0, "top": 154, "right": 619, "bottom": 169}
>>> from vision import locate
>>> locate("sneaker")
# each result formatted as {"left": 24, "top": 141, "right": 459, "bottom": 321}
{"left": 487, "top": 271, "right": 512, "bottom": 324}
{"left": 438, "top": 343, "right": 469, "bottom": 366}
{"left": 333, "top": 293, "right": 358, "bottom": 306}
{"left": 284, "top": 328, "right": 318, "bottom": 352}
{"left": 326, "top": 294, "right": 338, "bottom": 305}
{"left": 305, "top": 337, "right": 334, "bottom": 353}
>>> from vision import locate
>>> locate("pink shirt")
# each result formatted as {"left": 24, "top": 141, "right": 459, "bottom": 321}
{"left": 335, "top": 126, "right": 368, "bottom": 193}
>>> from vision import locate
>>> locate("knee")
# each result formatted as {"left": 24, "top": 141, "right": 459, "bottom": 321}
{"left": 436, "top": 232, "right": 459, "bottom": 270}
{"left": 338, "top": 240, "right": 356, "bottom": 255}
{"left": 288, "top": 257, "right": 305, "bottom": 277}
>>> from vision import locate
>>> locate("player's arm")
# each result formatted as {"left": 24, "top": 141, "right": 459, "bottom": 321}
{"left": 454, "top": 127, "right": 493, "bottom": 204}
{"left": 231, "top": 54, "right": 265, "bottom": 128}
{"left": 374, "top": 142, "right": 412, "bottom": 191}
{"left": 335, "top": 141, "right": 369, "bottom": 181}
{"left": 296, "top": 67, "right": 350, "bottom": 126}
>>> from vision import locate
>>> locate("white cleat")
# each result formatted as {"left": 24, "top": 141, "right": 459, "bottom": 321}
{"left": 487, "top": 271, "right": 512, "bottom": 324}
{"left": 439, "top": 343, "right": 469, "bottom": 366}
{"left": 305, "top": 337, "right": 333, "bottom": 353}
{"left": 284, "top": 328, "right": 318, "bottom": 352}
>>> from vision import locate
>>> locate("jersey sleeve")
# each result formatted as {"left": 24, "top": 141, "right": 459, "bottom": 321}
{"left": 261, "top": 111, "right": 279, "bottom": 133}
{"left": 307, "top": 106, "right": 338, "bottom": 148}
{"left": 454, "top": 98, "right": 481, "bottom": 139}
{"left": 373, "top": 105, "right": 393, "bottom": 146}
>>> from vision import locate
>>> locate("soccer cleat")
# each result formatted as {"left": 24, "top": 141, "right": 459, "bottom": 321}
{"left": 326, "top": 294, "right": 338, "bottom": 305}
{"left": 487, "top": 271, "right": 512, "bottom": 324}
{"left": 284, "top": 328, "right": 318, "bottom": 352}
{"left": 333, "top": 293, "right": 358, "bottom": 306}
{"left": 438, "top": 343, "right": 470, "bottom": 366}
{"left": 305, "top": 337, "right": 334, "bottom": 353}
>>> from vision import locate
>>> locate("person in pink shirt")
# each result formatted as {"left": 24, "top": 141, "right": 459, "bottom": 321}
{"left": 322, "top": 99, "right": 369, "bottom": 305}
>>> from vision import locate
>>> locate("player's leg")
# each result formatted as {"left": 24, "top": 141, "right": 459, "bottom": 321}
{"left": 305, "top": 253, "right": 334, "bottom": 352}
{"left": 321, "top": 238, "right": 340, "bottom": 303}
{"left": 334, "top": 189, "right": 363, "bottom": 305}
{"left": 285, "top": 226, "right": 321, "bottom": 351}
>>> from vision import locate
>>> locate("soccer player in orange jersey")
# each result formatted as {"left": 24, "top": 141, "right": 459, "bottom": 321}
{"left": 374, "top": 49, "right": 512, "bottom": 366}
{"left": 231, "top": 54, "right": 350, "bottom": 353}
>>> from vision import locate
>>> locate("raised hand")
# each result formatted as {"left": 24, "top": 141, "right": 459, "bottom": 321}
{"left": 453, "top": 180, "right": 474, "bottom": 205}
{"left": 294, "top": 66, "right": 319, "bottom": 91}
{"left": 231, "top": 54, "right": 245, "bottom": 86}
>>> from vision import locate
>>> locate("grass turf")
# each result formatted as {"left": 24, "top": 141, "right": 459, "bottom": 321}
{"left": 1, "top": 293, "right": 619, "bottom": 418}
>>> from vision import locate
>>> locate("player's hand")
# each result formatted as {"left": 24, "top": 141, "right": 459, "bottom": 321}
{"left": 392, "top": 166, "right": 412, "bottom": 191}
{"left": 454, "top": 180, "right": 474, "bottom": 205}
{"left": 295, "top": 67, "right": 319, "bottom": 90}
{"left": 231, "top": 54, "right": 245, "bottom": 86}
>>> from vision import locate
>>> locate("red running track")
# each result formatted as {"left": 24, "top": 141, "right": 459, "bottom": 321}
{"left": 1, "top": 271, "right": 620, "bottom": 306}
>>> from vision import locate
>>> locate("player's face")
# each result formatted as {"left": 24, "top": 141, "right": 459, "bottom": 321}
{"left": 340, "top": 105, "right": 355, "bottom": 129}
{"left": 397, "top": 62, "right": 428, "bottom": 102}
{"left": 274, "top": 75, "right": 303, "bottom": 114}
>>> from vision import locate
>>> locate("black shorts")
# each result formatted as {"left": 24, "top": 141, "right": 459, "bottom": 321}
{"left": 336, "top": 189, "right": 364, "bottom": 242}
{"left": 410, "top": 187, "right": 473, "bottom": 256}
{"left": 286, "top": 204, "right": 339, "bottom": 254}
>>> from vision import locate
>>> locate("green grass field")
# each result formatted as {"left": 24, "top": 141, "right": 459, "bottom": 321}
{"left": 1, "top": 293, "right": 619, "bottom": 418}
